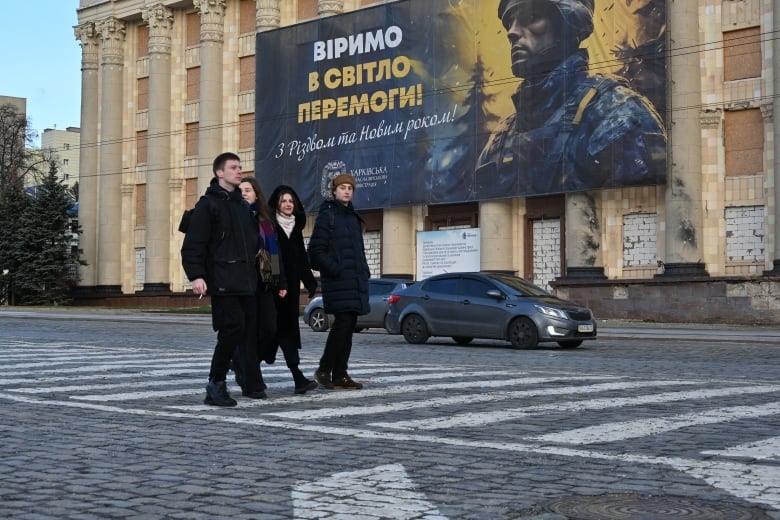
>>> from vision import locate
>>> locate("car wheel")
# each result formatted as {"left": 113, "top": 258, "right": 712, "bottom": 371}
{"left": 308, "top": 308, "right": 328, "bottom": 332}
{"left": 452, "top": 336, "right": 473, "bottom": 345}
{"left": 401, "top": 314, "right": 429, "bottom": 344}
{"left": 557, "top": 340, "right": 583, "bottom": 348}
{"left": 508, "top": 317, "right": 538, "bottom": 349}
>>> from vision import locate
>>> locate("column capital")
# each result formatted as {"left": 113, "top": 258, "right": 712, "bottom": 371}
{"left": 194, "top": 0, "right": 226, "bottom": 43}
{"left": 74, "top": 22, "right": 100, "bottom": 71}
{"left": 142, "top": 4, "right": 174, "bottom": 55}
{"left": 318, "top": 0, "right": 344, "bottom": 16}
{"left": 257, "top": 0, "right": 280, "bottom": 32}
{"left": 96, "top": 17, "right": 126, "bottom": 66}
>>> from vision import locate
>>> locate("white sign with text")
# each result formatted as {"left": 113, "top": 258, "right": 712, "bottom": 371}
{"left": 416, "top": 228, "right": 480, "bottom": 279}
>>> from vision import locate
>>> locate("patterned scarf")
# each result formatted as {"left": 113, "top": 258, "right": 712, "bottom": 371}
{"left": 258, "top": 218, "right": 281, "bottom": 280}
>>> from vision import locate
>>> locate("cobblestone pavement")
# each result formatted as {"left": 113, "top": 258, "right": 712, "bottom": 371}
{"left": 1, "top": 309, "right": 779, "bottom": 519}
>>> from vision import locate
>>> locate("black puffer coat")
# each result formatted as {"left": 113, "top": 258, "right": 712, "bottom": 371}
{"left": 307, "top": 200, "right": 370, "bottom": 315}
{"left": 180, "top": 179, "right": 258, "bottom": 295}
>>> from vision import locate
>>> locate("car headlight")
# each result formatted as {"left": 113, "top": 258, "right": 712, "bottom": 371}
{"left": 534, "top": 305, "right": 569, "bottom": 320}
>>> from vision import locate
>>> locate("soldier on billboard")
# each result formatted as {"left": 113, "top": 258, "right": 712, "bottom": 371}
{"left": 475, "top": 0, "right": 667, "bottom": 198}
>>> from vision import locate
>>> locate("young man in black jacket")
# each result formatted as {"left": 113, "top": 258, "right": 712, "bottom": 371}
{"left": 181, "top": 152, "right": 265, "bottom": 406}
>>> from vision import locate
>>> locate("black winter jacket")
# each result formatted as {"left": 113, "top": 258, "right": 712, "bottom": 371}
{"left": 268, "top": 185, "right": 317, "bottom": 298}
{"left": 307, "top": 200, "right": 370, "bottom": 315}
{"left": 180, "top": 179, "right": 258, "bottom": 296}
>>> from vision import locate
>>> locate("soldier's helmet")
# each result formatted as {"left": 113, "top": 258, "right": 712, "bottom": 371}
{"left": 498, "top": 0, "right": 595, "bottom": 45}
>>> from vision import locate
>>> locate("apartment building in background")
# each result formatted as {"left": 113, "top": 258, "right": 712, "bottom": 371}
{"left": 41, "top": 127, "right": 81, "bottom": 188}
{"left": 71, "top": 0, "right": 780, "bottom": 323}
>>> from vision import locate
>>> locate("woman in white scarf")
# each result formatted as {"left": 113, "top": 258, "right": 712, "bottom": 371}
{"left": 267, "top": 185, "right": 319, "bottom": 394}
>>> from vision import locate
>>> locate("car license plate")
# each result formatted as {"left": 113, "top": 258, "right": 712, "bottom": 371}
{"left": 578, "top": 324, "right": 594, "bottom": 333}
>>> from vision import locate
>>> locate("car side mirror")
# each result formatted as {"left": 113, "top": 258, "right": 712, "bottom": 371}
{"left": 486, "top": 290, "right": 504, "bottom": 300}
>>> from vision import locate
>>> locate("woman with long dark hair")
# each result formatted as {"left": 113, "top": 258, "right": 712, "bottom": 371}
{"left": 232, "top": 176, "right": 286, "bottom": 398}
{"left": 268, "top": 184, "right": 319, "bottom": 394}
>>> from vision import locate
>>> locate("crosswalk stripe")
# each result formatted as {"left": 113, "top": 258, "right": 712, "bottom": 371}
{"left": 75, "top": 375, "right": 613, "bottom": 402}
{"left": 369, "top": 385, "right": 780, "bottom": 430}
{"left": 534, "top": 401, "right": 780, "bottom": 444}
{"left": 262, "top": 380, "right": 703, "bottom": 419}
{"left": 702, "top": 436, "right": 780, "bottom": 461}
{"left": 168, "top": 376, "right": 639, "bottom": 411}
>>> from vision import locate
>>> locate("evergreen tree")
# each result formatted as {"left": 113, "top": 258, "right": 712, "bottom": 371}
{"left": 13, "top": 161, "right": 83, "bottom": 305}
{"left": 0, "top": 172, "right": 29, "bottom": 305}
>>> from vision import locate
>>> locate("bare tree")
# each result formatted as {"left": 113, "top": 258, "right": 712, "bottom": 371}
{"left": 0, "top": 103, "right": 49, "bottom": 192}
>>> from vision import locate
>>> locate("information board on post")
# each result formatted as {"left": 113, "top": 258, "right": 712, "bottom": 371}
{"left": 416, "top": 229, "right": 480, "bottom": 279}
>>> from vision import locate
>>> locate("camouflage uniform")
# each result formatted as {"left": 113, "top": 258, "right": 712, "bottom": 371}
{"left": 476, "top": 0, "right": 667, "bottom": 198}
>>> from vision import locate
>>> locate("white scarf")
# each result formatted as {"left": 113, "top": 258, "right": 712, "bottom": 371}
{"left": 277, "top": 212, "right": 295, "bottom": 238}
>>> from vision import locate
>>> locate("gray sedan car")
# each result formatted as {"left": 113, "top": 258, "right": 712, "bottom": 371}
{"left": 385, "top": 272, "right": 596, "bottom": 348}
{"left": 303, "top": 278, "right": 415, "bottom": 332}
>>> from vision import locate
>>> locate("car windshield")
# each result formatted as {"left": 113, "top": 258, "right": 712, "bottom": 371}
{"left": 486, "top": 273, "right": 550, "bottom": 297}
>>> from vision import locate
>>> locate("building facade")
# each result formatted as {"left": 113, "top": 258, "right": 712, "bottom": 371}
{"left": 73, "top": 0, "right": 780, "bottom": 323}
{"left": 41, "top": 127, "right": 81, "bottom": 187}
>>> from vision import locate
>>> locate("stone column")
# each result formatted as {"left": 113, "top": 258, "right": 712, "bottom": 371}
{"left": 74, "top": 22, "right": 99, "bottom": 290}
{"left": 318, "top": 0, "right": 344, "bottom": 16}
{"left": 382, "top": 207, "right": 414, "bottom": 279}
{"left": 254, "top": 0, "right": 281, "bottom": 177}
{"left": 563, "top": 192, "right": 606, "bottom": 278}
{"left": 256, "top": 0, "right": 280, "bottom": 31}
{"left": 766, "top": 0, "right": 780, "bottom": 274}
{"left": 141, "top": 4, "right": 174, "bottom": 293}
{"left": 479, "top": 199, "right": 514, "bottom": 274}
{"left": 95, "top": 17, "right": 126, "bottom": 292}
{"left": 659, "top": 1, "right": 707, "bottom": 277}
{"left": 194, "top": 0, "right": 226, "bottom": 193}
{"left": 562, "top": 192, "right": 606, "bottom": 279}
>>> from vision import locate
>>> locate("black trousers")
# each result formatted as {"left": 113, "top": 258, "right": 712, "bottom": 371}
{"left": 256, "top": 289, "right": 278, "bottom": 363}
{"left": 319, "top": 311, "right": 357, "bottom": 379}
{"left": 209, "top": 294, "right": 261, "bottom": 391}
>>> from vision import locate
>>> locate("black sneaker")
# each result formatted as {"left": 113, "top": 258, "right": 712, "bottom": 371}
{"left": 204, "top": 380, "right": 237, "bottom": 407}
{"left": 314, "top": 370, "right": 334, "bottom": 390}
{"left": 294, "top": 378, "right": 319, "bottom": 395}
{"left": 242, "top": 388, "right": 267, "bottom": 399}
{"left": 332, "top": 375, "right": 363, "bottom": 390}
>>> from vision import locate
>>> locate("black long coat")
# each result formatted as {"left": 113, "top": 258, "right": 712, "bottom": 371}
{"left": 307, "top": 200, "right": 370, "bottom": 315}
{"left": 268, "top": 185, "right": 317, "bottom": 345}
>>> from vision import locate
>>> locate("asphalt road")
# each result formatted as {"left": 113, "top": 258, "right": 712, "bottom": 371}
{"left": 1, "top": 308, "right": 778, "bottom": 519}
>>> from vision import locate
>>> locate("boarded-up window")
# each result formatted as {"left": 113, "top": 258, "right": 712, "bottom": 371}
{"left": 724, "top": 27, "right": 761, "bottom": 81}
{"left": 239, "top": 113, "right": 254, "bottom": 150}
{"left": 186, "top": 123, "right": 199, "bottom": 157}
{"left": 725, "top": 108, "right": 763, "bottom": 176}
{"left": 240, "top": 56, "right": 255, "bottom": 92}
{"left": 240, "top": 0, "right": 255, "bottom": 34}
{"left": 136, "top": 184, "right": 147, "bottom": 227}
{"left": 185, "top": 178, "right": 198, "bottom": 208}
{"left": 137, "top": 24, "right": 149, "bottom": 57}
{"left": 187, "top": 67, "right": 200, "bottom": 101}
{"left": 186, "top": 11, "right": 200, "bottom": 47}
{"left": 298, "top": 0, "right": 317, "bottom": 20}
{"left": 136, "top": 130, "right": 148, "bottom": 165}
{"left": 137, "top": 76, "right": 149, "bottom": 110}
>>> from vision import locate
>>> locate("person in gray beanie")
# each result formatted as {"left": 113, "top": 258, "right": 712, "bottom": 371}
{"left": 476, "top": 0, "right": 666, "bottom": 197}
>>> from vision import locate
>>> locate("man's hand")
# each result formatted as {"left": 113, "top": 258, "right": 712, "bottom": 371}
{"left": 192, "top": 278, "right": 207, "bottom": 296}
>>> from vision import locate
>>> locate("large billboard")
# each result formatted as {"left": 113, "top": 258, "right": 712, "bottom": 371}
{"left": 255, "top": 0, "right": 667, "bottom": 211}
